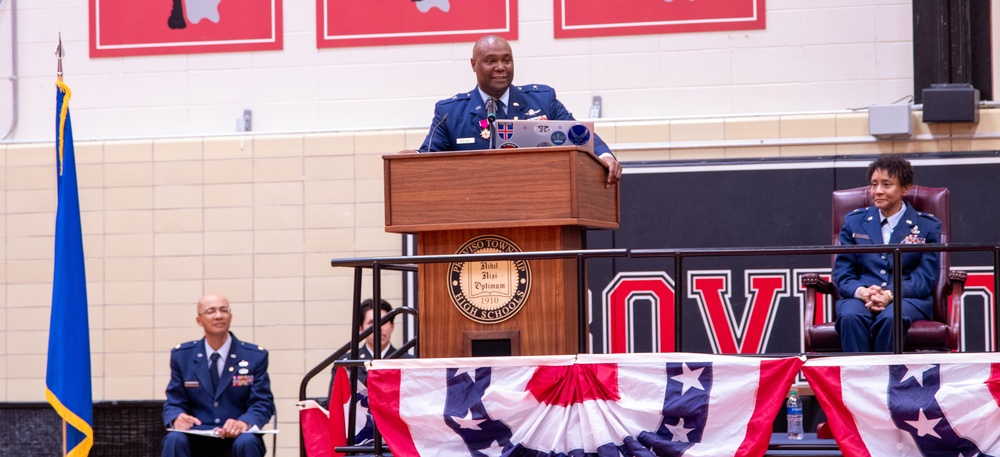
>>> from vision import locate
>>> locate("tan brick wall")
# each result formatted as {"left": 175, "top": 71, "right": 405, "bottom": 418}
{"left": 0, "top": 132, "right": 410, "bottom": 453}
{"left": 2, "top": 110, "right": 996, "bottom": 454}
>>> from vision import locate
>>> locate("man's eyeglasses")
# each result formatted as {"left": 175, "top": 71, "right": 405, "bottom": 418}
{"left": 200, "top": 307, "right": 231, "bottom": 316}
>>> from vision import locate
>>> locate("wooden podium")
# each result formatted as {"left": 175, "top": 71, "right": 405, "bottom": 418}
{"left": 383, "top": 147, "right": 619, "bottom": 358}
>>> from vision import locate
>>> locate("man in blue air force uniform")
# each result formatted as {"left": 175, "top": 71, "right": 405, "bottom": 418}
{"left": 834, "top": 155, "right": 941, "bottom": 352}
{"left": 162, "top": 293, "right": 275, "bottom": 457}
{"left": 417, "top": 34, "right": 622, "bottom": 187}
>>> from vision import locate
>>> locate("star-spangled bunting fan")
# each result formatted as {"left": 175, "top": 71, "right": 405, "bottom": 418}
{"left": 298, "top": 366, "right": 379, "bottom": 457}
{"left": 367, "top": 354, "right": 803, "bottom": 457}
{"left": 803, "top": 353, "right": 1000, "bottom": 457}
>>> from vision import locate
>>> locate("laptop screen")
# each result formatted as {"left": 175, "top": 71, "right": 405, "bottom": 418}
{"left": 493, "top": 119, "right": 596, "bottom": 154}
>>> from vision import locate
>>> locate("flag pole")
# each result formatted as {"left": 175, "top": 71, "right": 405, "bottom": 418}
{"left": 48, "top": 32, "right": 94, "bottom": 457}
{"left": 55, "top": 34, "right": 69, "bottom": 175}
{"left": 56, "top": 33, "right": 68, "bottom": 456}
{"left": 55, "top": 33, "right": 64, "bottom": 82}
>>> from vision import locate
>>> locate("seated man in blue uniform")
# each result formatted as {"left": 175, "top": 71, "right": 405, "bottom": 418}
{"left": 834, "top": 155, "right": 941, "bottom": 352}
{"left": 415, "top": 34, "right": 622, "bottom": 187}
{"left": 162, "top": 293, "right": 275, "bottom": 457}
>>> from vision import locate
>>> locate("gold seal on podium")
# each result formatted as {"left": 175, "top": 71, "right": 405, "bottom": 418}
{"left": 448, "top": 235, "right": 531, "bottom": 324}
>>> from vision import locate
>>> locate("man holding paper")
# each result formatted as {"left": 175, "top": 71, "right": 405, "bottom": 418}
{"left": 162, "top": 293, "right": 275, "bottom": 457}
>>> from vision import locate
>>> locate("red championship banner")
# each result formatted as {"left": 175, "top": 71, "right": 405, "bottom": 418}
{"left": 317, "top": 0, "right": 517, "bottom": 48}
{"left": 89, "top": 0, "right": 282, "bottom": 57}
{"left": 555, "top": 0, "right": 765, "bottom": 39}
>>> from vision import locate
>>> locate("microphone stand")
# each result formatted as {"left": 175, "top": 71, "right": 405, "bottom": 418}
{"left": 488, "top": 116, "right": 496, "bottom": 149}
{"left": 486, "top": 98, "right": 497, "bottom": 149}
{"left": 422, "top": 112, "right": 449, "bottom": 152}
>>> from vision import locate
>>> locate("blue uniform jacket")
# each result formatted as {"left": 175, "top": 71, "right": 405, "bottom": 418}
{"left": 833, "top": 203, "right": 941, "bottom": 319}
{"left": 419, "top": 84, "right": 611, "bottom": 155}
{"left": 163, "top": 333, "right": 275, "bottom": 429}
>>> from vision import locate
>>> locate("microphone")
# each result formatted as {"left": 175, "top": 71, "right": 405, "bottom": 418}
{"left": 484, "top": 98, "right": 498, "bottom": 149}
{"left": 485, "top": 98, "right": 497, "bottom": 125}
{"left": 421, "top": 112, "right": 449, "bottom": 152}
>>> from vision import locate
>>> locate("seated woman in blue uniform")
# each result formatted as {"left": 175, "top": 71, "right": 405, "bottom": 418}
{"left": 834, "top": 154, "right": 941, "bottom": 352}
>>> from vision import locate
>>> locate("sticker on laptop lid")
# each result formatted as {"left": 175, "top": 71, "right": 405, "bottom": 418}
{"left": 550, "top": 131, "right": 567, "bottom": 145}
{"left": 533, "top": 124, "right": 552, "bottom": 134}
{"left": 568, "top": 125, "right": 591, "bottom": 146}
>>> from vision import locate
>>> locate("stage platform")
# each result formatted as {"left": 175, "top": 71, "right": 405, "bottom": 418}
{"left": 333, "top": 433, "right": 842, "bottom": 457}
{"left": 767, "top": 433, "right": 842, "bottom": 456}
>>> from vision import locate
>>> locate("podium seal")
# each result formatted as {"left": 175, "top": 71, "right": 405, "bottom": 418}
{"left": 448, "top": 235, "right": 531, "bottom": 324}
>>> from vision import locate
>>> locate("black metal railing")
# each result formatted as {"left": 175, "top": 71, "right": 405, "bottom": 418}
{"left": 631, "top": 242, "right": 1000, "bottom": 354}
{"left": 331, "top": 248, "right": 629, "bottom": 356}
{"left": 301, "top": 242, "right": 999, "bottom": 456}
{"left": 297, "top": 263, "right": 418, "bottom": 457}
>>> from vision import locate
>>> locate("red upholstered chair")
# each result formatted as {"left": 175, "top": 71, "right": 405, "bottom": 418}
{"left": 802, "top": 186, "right": 967, "bottom": 352}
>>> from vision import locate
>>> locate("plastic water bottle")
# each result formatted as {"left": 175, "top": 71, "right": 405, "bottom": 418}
{"left": 787, "top": 390, "right": 804, "bottom": 440}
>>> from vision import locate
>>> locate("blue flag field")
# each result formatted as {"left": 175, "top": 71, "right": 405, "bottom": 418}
{"left": 45, "top": 79, "right": 94, "bottom": 457}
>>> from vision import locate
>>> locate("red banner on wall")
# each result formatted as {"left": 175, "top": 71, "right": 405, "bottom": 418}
{"left": 89, "top": 0, "right": 282, "bottom": 57}
{"left": 317, "top": 0, "right": 517, "bottom": 48}
{"left": 555, "top": 0, "right": 764, "bottom": 38}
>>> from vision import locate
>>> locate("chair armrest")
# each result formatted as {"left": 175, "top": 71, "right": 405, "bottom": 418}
{"left": 946, "top": 270, "right": 968, "bottom": 351}
{"left": 802, "top": 274, "right": 834, "bottom": 294}
{"left": 802, "top": 273, "right": 834, "bottom": 352}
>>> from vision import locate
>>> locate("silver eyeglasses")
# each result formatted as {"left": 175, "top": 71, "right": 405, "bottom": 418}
{"left": 200, "top": 307, "right": 231, "bottom": 316}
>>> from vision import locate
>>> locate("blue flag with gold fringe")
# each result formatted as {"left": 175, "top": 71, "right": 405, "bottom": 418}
{"left": 45, "top": 80, "right": 94, "bottom": 457}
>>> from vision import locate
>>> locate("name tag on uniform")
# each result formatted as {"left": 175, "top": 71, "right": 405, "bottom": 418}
{"left": 456, "top": 137, "right": 475, "bottom": 144}
{"left": 852, "top": 233, "right": 870, "bottom": 240}
{"left": 184, "top": 381, "right": 199, "bottom": 388}
{"left": 233, "top": 375, "right": 254, "bottom": 387}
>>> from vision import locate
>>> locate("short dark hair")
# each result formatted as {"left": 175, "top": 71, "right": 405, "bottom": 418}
{"left": 866, "top": 154, "right": 914, "bottom": 187}
{"left": 359, "top": 298, "right": 394, "bottom": 323}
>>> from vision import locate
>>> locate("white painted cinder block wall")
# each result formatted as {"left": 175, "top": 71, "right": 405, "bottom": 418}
{"left": 4, "top": 2, "right": 1000, "bottom": 455}
{"left": 8, "top": 0, "right": 997, "bottom": 142}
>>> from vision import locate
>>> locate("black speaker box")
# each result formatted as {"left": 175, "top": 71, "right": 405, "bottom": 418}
{"left": 922, "top": 83, "right": 980, "bottom": 123}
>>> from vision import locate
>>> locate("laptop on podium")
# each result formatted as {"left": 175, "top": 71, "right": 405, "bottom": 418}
{"left": 493, "top": 119, "right": 596, "bottom": 154}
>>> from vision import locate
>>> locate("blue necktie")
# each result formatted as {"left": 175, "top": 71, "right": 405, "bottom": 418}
{"left": 209, "top": 352, "right": 220, "bottom": 391}
{"left": 496, "top": 99, "right": 507, "bottom": 119}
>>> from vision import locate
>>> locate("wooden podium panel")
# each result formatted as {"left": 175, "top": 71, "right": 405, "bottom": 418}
{"left": 418, "top": 226, "right": 581, "bottom": 358}
{"left": 384, "top": 147, "right": 619, "bottom": 232}
{"left": 383, "top": 147, "right": 619, "bottom": 358}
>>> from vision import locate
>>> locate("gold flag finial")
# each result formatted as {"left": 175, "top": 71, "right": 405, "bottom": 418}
{"left": 55, "top": 33, "right": 65, "bottom": 81}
